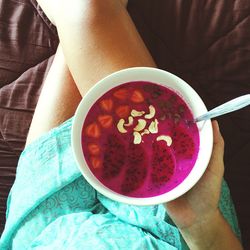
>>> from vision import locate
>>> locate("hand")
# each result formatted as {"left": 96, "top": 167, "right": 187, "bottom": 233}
{"left": 165, "top": 120, "right": 224, "bottom": 230}
{"left": 164, "top": 121, "right": 242, "bottom": 250}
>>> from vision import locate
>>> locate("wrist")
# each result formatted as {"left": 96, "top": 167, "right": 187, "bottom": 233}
{"left": 179, "top": 208, "right": 242, "bottom": 250}
{"left": 179, "top": 208, "right": 222, "bottom": 250}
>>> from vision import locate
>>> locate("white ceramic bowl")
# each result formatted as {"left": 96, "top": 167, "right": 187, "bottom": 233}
{"left": 71, "top": 67, "right": 213, "bottom": 206}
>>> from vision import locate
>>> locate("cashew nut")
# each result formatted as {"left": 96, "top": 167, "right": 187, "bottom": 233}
{"left": 133, "top": 131, "right": 142, "bottom": 144}
{"left": 124, "top": 116, "right": 134, "bottom": 126}
{"left": 148, "top": 119, "right": 159, "bottom": 134}
{"left": 141, "top": 129, "right": 150, "bottom": 136}
{"left": 144, "top": 105, "right": 156, "bottom": 119}
{"left": 131, "top": 109, "right": 145, "bottom": 117}
{"left": 134, "top": 119, "right": 147, "bottom": 132}
{"left": 117, "top": 119, "right": 127, "bottom": 133}
{"left": 156, "top": 135, "right": 172, "bottom": 146}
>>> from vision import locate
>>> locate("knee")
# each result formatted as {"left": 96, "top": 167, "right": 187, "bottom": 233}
{"left": 55, "top": 0, "right": 124, "bottom": 26}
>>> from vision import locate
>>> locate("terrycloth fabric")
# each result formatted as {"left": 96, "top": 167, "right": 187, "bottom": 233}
{"left": 0, "top": 118, "right": 241, "bottom": 250}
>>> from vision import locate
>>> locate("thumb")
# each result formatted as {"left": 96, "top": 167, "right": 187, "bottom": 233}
{"left": 207, "top": 120, "right": 225, "bottom": 177}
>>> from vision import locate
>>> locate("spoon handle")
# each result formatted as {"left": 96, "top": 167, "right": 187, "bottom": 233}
{"left": 195, "top": 94, "right": 250, "bottom": 122}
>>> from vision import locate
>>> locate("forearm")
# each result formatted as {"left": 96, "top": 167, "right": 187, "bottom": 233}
{"left": 180, "top": 209, "right": 242, "bottom": 250}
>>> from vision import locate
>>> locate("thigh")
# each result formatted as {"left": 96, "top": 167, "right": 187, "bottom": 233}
{"left": 26, "top": 0, "right": 157, "bottom": 145}
{"left": 26, "top": 45, "right": 82, "bottom": 146}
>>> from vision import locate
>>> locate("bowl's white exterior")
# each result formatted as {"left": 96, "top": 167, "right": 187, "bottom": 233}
{"left": 72, "top": 67, "right": 213, "bottom": 206}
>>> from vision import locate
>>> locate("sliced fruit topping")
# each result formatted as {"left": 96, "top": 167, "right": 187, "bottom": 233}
{"left": 144, "top": 105, "right": 156, "bottom": 119}
{"left": 121, "top": 144, "right": 147, "bottom": 194}
{"left": 88, "top": 143, "right": 100, "bottom": 155}
{"left": 91, "top": 157, "right": 102, "bottom": 169}
{"left": 102, "top": 134, "right": 126, "bottom": 179}
{"left": 131, "top": 90, "right": 144, "bottom": 103}
{"left": 172, "top": 126, "right": 195, "bottom": 159}
{"left": 85, "top": 122, "right": 101, "bottom": 138}
{"left": 156, "top": 135, "right": 172, "bottom": 146}
{"left": 151, "top": 140, "right": 175, "bottom": 187}
{"left": 100, "top": 99, "right": 113, "bottom": 112}
{"left": 134, "top": 119, "right": 147, "bottom": 132}
{"left": 98, "top": 114, "right": 113, "bottom": 128}
{"left": 115, "top": 105, "right": 130, "bottom": 118}
{"left": 113, "top": 88, "right": 128, "bottom": 100}
{"left": 117, "top": 119, "right": 127, "bottom": 133}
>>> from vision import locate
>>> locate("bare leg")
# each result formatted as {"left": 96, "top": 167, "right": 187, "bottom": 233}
{"left": 25, "top": 3, "right": 243, "bottom": 249}
{"left": 55, "top": 0, "right": 156, "bottom": 96}
{"left": 38, "top": 0, "right": 156, "bottom": 95}
{"left": 26, "top": 0, "right": 156, "bottom": 145}
{"left": 26, "top": 46, "right": 81, "bottom": 145}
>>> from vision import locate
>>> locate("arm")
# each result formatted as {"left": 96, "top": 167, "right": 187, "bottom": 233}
{"left": 165, "top": 121, "right": 243, "bottom": 250}
{"left": 179, "top": 209, "right": 242, "bottom": 250}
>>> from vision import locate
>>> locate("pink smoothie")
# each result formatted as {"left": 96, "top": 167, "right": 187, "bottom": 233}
{"left": 81, "top": 81, "right": 200, "bottom": 198}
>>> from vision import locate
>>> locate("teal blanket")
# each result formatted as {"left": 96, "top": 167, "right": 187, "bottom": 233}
{"left": 0, "top": 118, "right": 241, "bottom": 249}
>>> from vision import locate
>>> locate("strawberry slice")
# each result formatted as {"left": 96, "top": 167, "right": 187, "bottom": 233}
{"left": 113, "top": 88, "right": 128, "bottom": 100}
{"left": 91, "top": 157, "right": 102, "bottom": 169}
{"left": 115, "top": 105, "right": 130, "bottom": 118}
{"left": 85, "top": 122, "right": 101, "bottom": 138}
{"left": 100, "top": 99, "right": 113, "bottom": 112}
{"left": 88, "top": 143, "right": 100, "bottom": 155}
{"left": 131, "top": 90, "right": 144, "bottom": 103}
{"left": 98, "top": 115, "right": 113, "bottom": 128}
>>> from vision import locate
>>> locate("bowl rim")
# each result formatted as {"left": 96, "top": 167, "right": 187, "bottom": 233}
{"left": 71, "top": 67, "right": 213, "bottom": 206}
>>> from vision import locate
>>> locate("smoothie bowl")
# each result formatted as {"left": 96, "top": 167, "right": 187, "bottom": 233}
{"left": 72, "top": 67, "right": 213, "bottom": 205}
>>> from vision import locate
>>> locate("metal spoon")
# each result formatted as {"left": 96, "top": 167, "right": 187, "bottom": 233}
{"left": 194, "top": 94, "right": 250, "bottom": 123}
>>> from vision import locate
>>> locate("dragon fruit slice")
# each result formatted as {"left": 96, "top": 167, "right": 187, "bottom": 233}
{"left": 151, "top": 140, "right": 175, "bottom": 187}
{"left": 121, "top": 144, "right": 147, "bottom": 194}
{"left": 172, "top": 125, "right": 195, "bottom": 159}
{"left": 102, "top": 134, "right": 126, "bottom": 179}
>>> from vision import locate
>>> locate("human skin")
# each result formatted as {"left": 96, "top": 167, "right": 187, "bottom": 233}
{"left": 26, "top": 0, "right": 155, "bottom": 144}
{"left": 165, "top": 121, "right": 242, "bottom": 249}
{"left": 27, "top": 1, "right": 243, "bottom": 249}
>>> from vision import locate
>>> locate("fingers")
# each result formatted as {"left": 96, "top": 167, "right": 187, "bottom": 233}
{"left": 206, "top": 120, "right": 225, "bottom": 177}
{"left": 212, "top": 120, "right": 224, "bottom": 159}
